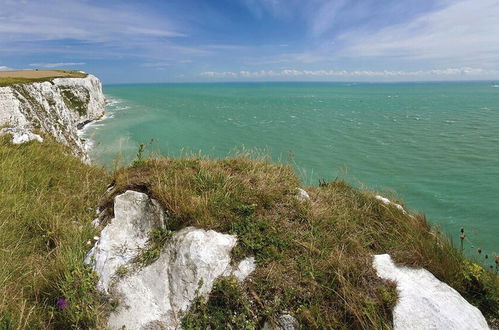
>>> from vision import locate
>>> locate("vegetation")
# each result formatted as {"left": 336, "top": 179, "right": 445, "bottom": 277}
{"left": 60, "top": 88, "right": 90, "bottom": 116}
{"left": 106, "top": 152, "right": 498, "bottom": 329}
{"left": 0, "top": 70, "right": 87, "bottom": 87}
{"left": 0, "top": 137, "right": 497, "bottom": 329}
{"left": 0, "top": 136, "right": 109, "bottom": 329}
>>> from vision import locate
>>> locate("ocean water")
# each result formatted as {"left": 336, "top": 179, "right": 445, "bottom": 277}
{"left": 82, "top": 82, "right": 499, "bottom": 256}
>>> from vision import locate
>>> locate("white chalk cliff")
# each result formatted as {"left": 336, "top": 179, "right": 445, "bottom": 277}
{"left": 0, "top": 74, "right": 105, "bottom": 161}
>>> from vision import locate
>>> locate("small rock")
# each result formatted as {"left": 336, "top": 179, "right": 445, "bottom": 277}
{"left": 91, "top": 218, "right": 100, "bottom": 227}
{"left": 87, "top": 190, "right": 257, "bottom": 329}
{"left": 375, "top": 195, "right": 407, "bottom": 214}
{"left": 232, "top": 257, "right": 256, "bottom": 282}
{"left": 296, "top": 188, "right": 310, "bottom": 201}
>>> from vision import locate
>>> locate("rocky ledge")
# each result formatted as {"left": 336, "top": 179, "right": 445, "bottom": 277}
{"left": 0, "top": 74, "right": 105, "bottom": 161}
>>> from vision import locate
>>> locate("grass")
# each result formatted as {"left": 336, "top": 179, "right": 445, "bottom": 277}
{"left": 104, "top": 154, "right": 498, "bottom": 329}
{"left": 1, "top": 139, "right": 497, "bottom": 329}
{"left": 0, "top": 136, "right": 109, "bottom": 329}
{"left": 0, "top": 70, "right": 87, "bottom": 87}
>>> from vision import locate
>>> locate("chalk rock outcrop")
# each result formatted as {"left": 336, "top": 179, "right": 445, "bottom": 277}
{"left": 373, "top": 254, "right": 489, "bottom": 330}
{"left": 0, "top": 74, "right": 105, "bottom": 161}
{"left": 0, "top": 127, "right": 43, "bottom": 144}
{"left": 85, "top": 190, "right": 167, "bottom": 292}
{"left": 87, "top": 190, "right": 256, "bottom": 329}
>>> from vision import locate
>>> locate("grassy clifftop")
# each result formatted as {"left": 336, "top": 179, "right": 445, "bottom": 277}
{"left": 0, "top": 70, "right": 87, "bottom": 87}
{"left": 0, "top": 137, "right": 497, "bottom": 329}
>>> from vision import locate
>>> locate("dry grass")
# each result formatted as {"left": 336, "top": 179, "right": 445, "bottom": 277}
{"left": 0, "top": 70, "right": 87, "bottom": 87}
{"left": 1, "top": 140, "right": 497, "bottom": 329}
{"left": 106, "top": 155, "right": 499, "bottom": 329}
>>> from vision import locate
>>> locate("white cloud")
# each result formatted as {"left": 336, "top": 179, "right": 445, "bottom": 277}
{"left": 29, "top": 62, "right": 85, "bottom": 68}
{"left": 338, "top": 0, "right": 499, "bottom": 66}
{"left": 0, "top": 0, "right": 185, "bottom": 43}
{"left": 200, "top": 71, "right": 238, "bottom": 78}
{"left": 0, "top": 66, "right": 12, "bottom": 71}
{"left": 200, "top": 67, "right": 499, "bottom": 80}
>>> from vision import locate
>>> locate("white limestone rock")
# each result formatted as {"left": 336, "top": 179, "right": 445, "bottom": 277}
{"left": 0, "top": 74, "right": 105, "bottom": 161}
{"left": 263, "top": 314, "right": 299, "bottom": 330}
{"left": 375, "top": 195, "right": 407, "bottom": 214}
{"left": 86, "top": 190, "right": 257, "bottom": 329}
{"left": 85, "top": 190, "right": 166, "bottom": 292}
{"left": 0, "top": 127, "right": 43, "bottom": 144}
{"left": 373, "top": 254, "right": 490, "bottom": 330}
{"left": 296, "top": 188, "right": 310, "bottom": 201}
{"left": 232, "top": 257, "right": 256, "bottom": 282}
{"left": 108, "top": 227, "right": 238, "bottom": 330}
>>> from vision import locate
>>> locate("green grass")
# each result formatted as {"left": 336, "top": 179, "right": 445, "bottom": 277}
{"left": 1, "top": 139, "right": 497, "bottom": 329}
{"left": 0, "top": 136, "right": 109, "bottom": 329}
{"left": 0, "top": 70, "right": 87, "bottom": 87}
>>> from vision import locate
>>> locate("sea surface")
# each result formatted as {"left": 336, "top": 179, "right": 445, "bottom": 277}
{"left": 82, "top": 82, "right": 499, "bottom": 257}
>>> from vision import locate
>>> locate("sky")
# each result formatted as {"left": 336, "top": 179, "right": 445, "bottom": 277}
{"left": 1, "top": 0, "right": 499, "bottom": 83}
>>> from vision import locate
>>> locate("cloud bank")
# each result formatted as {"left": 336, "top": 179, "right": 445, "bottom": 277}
{"left": 1, "top": 0, "right": 498, "bottom": 82}
{"left": 201, "top": 67, "right": 499, "bottom": 81}
{"left": 29, "top": 62, "right": 86, "bottom": 68}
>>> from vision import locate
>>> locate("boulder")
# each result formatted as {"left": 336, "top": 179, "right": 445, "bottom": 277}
{"left": 86, "top": 190, "right": 257, "bottom": 329}
{"left": 85, "top": 190, "right": 166, "bottom": 292}
{"left": 373, "top": 254, "right": 489, "bottom": 330}
{"left": 108, "top": 227, "right": 238, "bottom": 329}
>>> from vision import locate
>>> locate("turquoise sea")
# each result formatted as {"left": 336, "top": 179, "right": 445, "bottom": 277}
{"left": 82, "top": 82, "right": 499, "bottom": 256}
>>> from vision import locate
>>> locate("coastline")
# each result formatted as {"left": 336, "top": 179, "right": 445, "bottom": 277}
{"left": 77, "top": 97, "right": 127, "bottom": 154}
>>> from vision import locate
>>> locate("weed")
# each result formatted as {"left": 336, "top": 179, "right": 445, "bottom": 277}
{"left": 134, "top": 228, "right": 173, "bottom": 266}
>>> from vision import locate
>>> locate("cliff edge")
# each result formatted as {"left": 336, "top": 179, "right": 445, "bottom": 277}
{"left": 0, "top": 71, "right": 105, "bottom": 161}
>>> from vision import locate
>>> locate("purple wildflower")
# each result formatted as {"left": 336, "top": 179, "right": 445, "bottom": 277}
{"left": 56, "top": 299, "right": 68, "bottom": 310}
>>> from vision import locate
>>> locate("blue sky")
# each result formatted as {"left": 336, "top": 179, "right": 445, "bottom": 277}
{"left": 1, "top": 0, "right": 499, "bottom": 83}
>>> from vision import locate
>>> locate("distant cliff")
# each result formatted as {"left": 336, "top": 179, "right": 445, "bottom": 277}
{"left": 0, "top": 74, "right": 105, "bottom": 161}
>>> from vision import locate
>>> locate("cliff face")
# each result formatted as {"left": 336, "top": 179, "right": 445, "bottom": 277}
{"left": 0, "top": 74, "right": 105, "bottom": 161}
